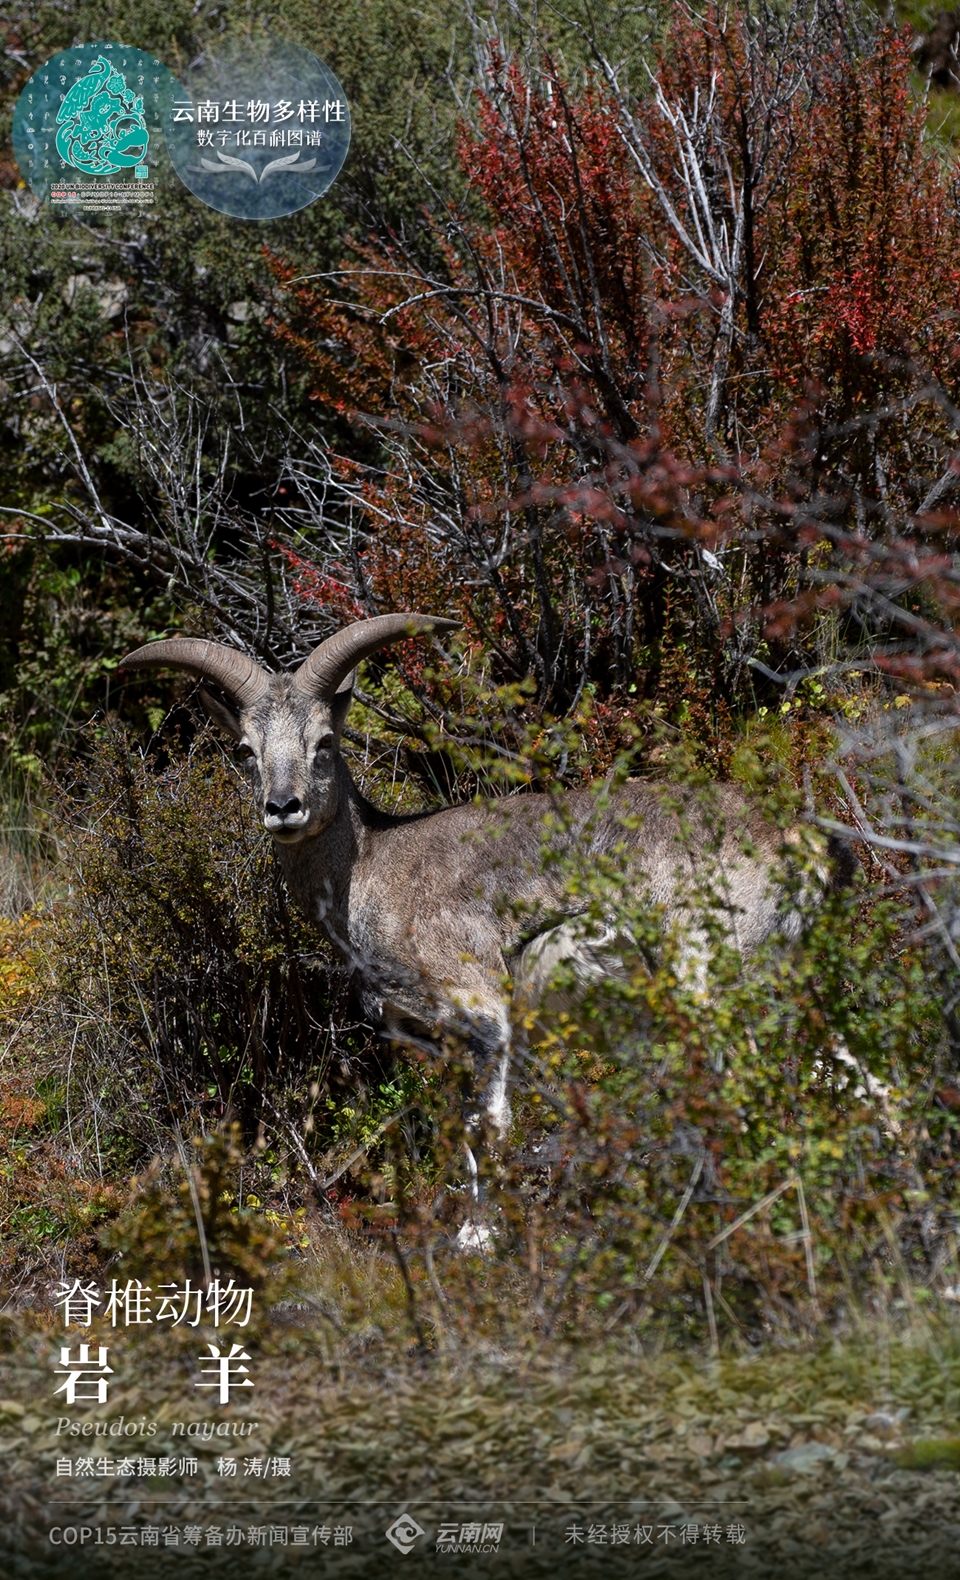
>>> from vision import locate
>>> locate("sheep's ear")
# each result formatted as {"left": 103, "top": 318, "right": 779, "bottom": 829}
{"left": 330, "top": 669, "right": 355, "bottom": 734}
{"left": 199, "top": 686, "right": 243, "bottom": 741}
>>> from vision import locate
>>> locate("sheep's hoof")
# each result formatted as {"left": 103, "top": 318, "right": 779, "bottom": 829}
{"left": 455, "top": 1221, "right": 493, "bottom": 1255}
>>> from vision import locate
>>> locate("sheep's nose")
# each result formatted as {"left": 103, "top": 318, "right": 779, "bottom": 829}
{"left": 265, "top": 795, "right": 302, "bottom": 818}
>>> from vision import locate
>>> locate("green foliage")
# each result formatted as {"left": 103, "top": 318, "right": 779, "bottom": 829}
{"left": 3, "top": 694, "right": 951, "bottom": 1342}
{"left": 100, "top": 1124, "right": 287, "bottom": 1292}
{"left": 2, "top": 0, "right": 960, "bottom": 1353}
{"left": 894, "top": 1437, "right": 960, "bottom": 1470}
{"left": 0, "top": 715, "right": 443, "bottom": 1298}
{"left": 0, "top": 1, "right": 668, "bottom": 761}
{"left": 0, "top": 696, "right": 954, "bottom": 1346}
{"left": 6, "top": 722, "right": 395, "bottom": 1176}
{"left": 378, "top": 772, "right": 953, "bottom": 1343}
{"left": 0, "top": 1010, "right": 122, "bottom": 1283}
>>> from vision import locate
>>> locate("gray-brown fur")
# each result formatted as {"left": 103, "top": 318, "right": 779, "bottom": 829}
{"left": 121, "top": 616, "right": 830, "bottom": 1134}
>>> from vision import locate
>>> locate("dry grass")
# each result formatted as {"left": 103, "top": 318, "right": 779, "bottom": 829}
{"left": 1, "top": 724, "right": 959, "bottom": 1576}
{"left": 1, "top": 1282, "right": 960, "bottom": 1576}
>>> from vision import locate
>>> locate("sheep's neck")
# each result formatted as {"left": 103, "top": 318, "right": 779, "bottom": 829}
{"left": 272, "top": 759, "right": 378, "bottom": 959}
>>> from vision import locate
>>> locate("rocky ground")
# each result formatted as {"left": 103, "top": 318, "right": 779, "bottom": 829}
{"left": 1, "top": 1312, "right": 959, "bottom": 1577}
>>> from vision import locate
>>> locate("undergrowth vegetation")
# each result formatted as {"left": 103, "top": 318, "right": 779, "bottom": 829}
{"left": 0, "top": 708, "right": 955, "bottom": 1355}
{"left": 4, "top": 0, "right": 960, "bottom": 1376}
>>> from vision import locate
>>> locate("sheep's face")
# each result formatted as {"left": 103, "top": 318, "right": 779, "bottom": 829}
{"left": 222, "top": 678, "right": 350, "bottom": 844}
{"left": 127, "top": 619, "right": 456, "bottom": 848}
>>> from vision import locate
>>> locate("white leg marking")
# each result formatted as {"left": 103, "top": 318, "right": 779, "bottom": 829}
{"left": 484, "top": 1050, "right": 512, "bottom": 1139}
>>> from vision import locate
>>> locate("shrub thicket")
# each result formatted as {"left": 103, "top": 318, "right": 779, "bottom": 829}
{"left": 3, "top": 711, "right": 953, "bottom": 1351}
{"left": 3, "top": 5, "right": 960, "bottom": 1354}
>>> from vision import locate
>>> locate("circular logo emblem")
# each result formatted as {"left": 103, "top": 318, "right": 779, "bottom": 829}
{"left": 385, "top": 1513, "right": 425, "bottom": 1554}
{"left": 163, "top": 38, "right": 350, "bottom": 220}
{"left": 12, "top": 44, "right": 182, "bottom": 213}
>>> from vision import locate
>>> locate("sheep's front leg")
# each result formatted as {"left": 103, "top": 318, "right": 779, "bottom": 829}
{"left": 446, "top": 959, "right": 515, "bottom": 1135}
{"left": 460, "top": 1021, "right": 513, "bottom": 1141}
{"left": 450, "top": 987, "right": 514, "bottom": 1253}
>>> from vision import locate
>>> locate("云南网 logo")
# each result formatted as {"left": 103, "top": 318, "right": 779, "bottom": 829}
{"left": 385, "top": 1513, "right": 425, "bottom": 1554}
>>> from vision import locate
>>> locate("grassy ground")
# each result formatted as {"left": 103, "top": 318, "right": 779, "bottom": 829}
{"left": 2, "top": 759, "right": 959, "bottom": 1579}
{"left": 2, "top": 1231, "right": 960, "bottom": 1579}
{"left": 1, "top": 713, "right": 958, "bottom": 1574}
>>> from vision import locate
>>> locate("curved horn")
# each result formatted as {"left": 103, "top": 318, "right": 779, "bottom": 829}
{"left": 119, "top": 639, "right": 271, "bottom": 710}
{"left": 294, "top": 613, "right": 461, "bottom": 700}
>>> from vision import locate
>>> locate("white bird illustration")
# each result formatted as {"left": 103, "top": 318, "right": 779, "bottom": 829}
{"left": 199, "top": 148, "right": 318, "bottom": 184}
{"left": 259, "top": 151, "right": 317, "bottom": 180}
{"left": 200, "top": 149, "right": 258, "bottom": 182}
